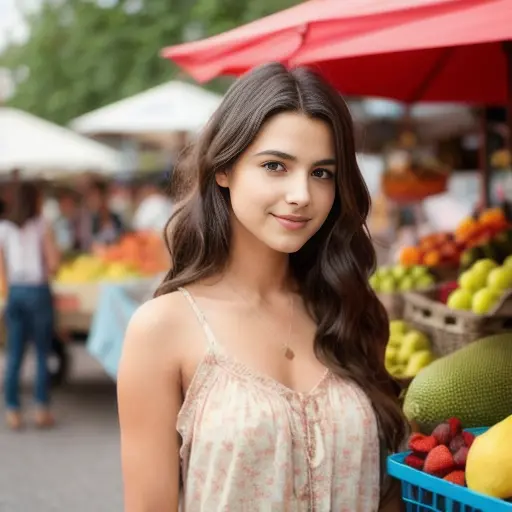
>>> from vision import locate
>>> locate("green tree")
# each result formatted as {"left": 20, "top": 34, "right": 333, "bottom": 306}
{"left": 0, "top": 0, "right": 301, "bottom": 125}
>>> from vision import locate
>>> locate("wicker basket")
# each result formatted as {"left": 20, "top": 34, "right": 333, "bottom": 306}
{"left": 403, "top": 288, "right": 512, "bottom": 356}
{"left": 378, "top": 292, "right": 405, "bottom": 320}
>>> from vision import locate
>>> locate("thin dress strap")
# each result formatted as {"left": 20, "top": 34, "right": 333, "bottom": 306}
{"left": 178, "top": 287, "right": 217, "bottom": 348}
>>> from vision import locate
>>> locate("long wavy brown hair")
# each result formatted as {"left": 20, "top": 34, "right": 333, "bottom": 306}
{"left": 156, "top": 63, "right": 406, "bottom": 455}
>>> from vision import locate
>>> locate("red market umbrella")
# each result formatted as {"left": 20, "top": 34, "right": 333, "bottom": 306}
{"left": 162, "top": 0, "right": 477, "bottom": 85}
{"left": 297, "top": 0, "right": 512, "bottom": 105}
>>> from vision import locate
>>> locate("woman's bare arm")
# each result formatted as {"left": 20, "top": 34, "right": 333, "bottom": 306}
{"left": 42, "top": 225, "right": 61, "bottom": 276}
{"left": 117, "top": 297, "right": 183, "bottom": 512}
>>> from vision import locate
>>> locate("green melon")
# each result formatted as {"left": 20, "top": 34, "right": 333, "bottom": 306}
{"left": 403, "top": 333, "right": 512, "bottom": 433}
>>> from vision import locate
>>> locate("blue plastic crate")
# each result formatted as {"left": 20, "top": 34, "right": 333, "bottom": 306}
{"left": 387, "top": 428, "right": 512, "bottom": 512}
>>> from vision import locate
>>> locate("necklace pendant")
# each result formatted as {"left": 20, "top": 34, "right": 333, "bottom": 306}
{"left": 283, "top": 346, "right": 295, "bottom": 360}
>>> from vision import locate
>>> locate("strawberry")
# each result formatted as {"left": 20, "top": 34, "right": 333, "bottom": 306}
{"left": 424, "top": 445, "right": 455, "bottom": 477}
{"left": 447, "top": 417, "right": 462, "bottom": 437}
{"left": 454, "top": 446, "right": 469, "bottom": 468}
{"left": 404, "top": 453, "right": 425, "bottom": 470}
{"left": 462, "top": 431, "right": 476, "bottom": 448}
{"left": 432, "top": 422, "right": 452, "bottom": 445}
{"left": 443, "top": 470, "right": 466, "bottom": 486}
{"left": 408, "top": 433, "right": 438, "bottom": 454}
{"left": 449, "top": 434, "right": 466, "bottom": 454}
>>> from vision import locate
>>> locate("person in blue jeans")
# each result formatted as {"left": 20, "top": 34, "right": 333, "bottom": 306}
{"left": 0, "top": 182, "right": 60, "bottom": 430}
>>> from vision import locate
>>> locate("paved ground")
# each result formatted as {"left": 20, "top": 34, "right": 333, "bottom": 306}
{"left": 0, "top": 345, "right": 123, "bottom": 512}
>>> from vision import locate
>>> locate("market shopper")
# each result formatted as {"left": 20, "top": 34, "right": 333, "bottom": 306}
{"left": 85, "top": 179, "right": 125, "bottom": 247}
{"left": 132, "top": 174, "right": 173, "bottom": 233}
{"left": 118, "top": 63, "right": 406, "bottom": 511}
{"left": 0, "top": 182, "right": 60, "bottom": 430}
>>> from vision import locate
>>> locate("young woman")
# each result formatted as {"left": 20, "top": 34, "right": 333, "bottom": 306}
{"left": 118, "top": 63, "right": 406, "bottom": 511}
{"left": 0, "top": 182, "right": 60, "bottom": 430}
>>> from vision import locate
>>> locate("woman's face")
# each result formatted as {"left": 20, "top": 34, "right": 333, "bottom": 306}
{"left": 216, "top": 112, "right": 336, "bottom": 254}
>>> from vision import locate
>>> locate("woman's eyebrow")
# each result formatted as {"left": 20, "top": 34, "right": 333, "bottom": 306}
{"left": 253, "top": 150, "right": 335, "bottom": 166}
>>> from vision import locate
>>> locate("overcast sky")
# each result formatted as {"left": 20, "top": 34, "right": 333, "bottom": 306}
{"left": 0, "top": 0, "right": 36, "bottom": 53}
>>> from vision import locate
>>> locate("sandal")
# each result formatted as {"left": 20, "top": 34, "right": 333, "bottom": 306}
{"left": 34, "top": 409, "right": 56, "bottom": 429}
{"left": 5, "top": 410, "right": 24, "bottom": 431}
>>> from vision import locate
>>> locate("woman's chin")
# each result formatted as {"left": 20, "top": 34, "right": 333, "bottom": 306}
{"left": 264, "top": 236, "right": 309, "bottom": 254}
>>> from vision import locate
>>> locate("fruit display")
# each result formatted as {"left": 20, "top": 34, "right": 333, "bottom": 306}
{"left": 93, "top": 231, "right": 169, "bottom": 276}
{"left": 403, "top": 333, "right": 512, "bottom": 433}
{"left": 386, "top": 320, "right": 436, "bottom": 379}
{"left": 404, "top": 417, "right": 474, "bottom": 487}
{"left": 399, "top": 207, "right": 510, "bottom": 268}
{"left": 370, "top": 265, "right": 436, "bottom": 293}
{"left": 55, "top": 254, "right": 142, "bottom": 284}
{"left": 381, "top": 134, "right": 450, "bottom": 203}
{"left": 55, "top": 232, "right": 169, "bottom": 285}
{"left": 446, "top": 258, "right": 512, "bottom": 314}
{"left": 466, "top": 414, "right": 512, "bottom": 500}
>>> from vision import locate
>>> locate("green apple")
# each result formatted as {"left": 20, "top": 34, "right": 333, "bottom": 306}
{"left": 414, "top": 274, "right": 435, "bottom": 289}
{"left": 487, "top": 266, "right": 512, "bottom": 292}
{"left": 447, "top": 288, "right": 473, "bottom": 310}
{"left": 389, "top": 320, "right": 408, "bottom": 337}
{"left": 385, "top": 345, "right": 398, "bottom": 364}
{"left": 472, "top": 259, "right": 498, "bottom": 275}
{"left": 398, "top": 330, "right": 430, "bottom": 362}
{"left": 399, "top": 276, "right": 415, "bottom": 291}
{"left": 471, "top": 287, "right": 502, "bottom": 314}
{"left": 409, "top": 265, "right": 429, "bottom": 279}
{"left": 379, "top": 276, "right": 397, "bottom": 293}
{"left": 376, "top": 266, "right": 392, "bottom": 279}
{"left": 404, "top": 350, "right": 436, "bottom": 377}
{"left": 369, "top": 274, "right": 380, "bottom": 291}
{"left": 388, "top": 336, "right": 403, "bottom": 350}
{"left": 503, "top": 255, "right": 512, "bottom": 268}
{"left": 391, "top": 265, "right": 409, "bottom": 281}
{"left": 458, "top": 270, "right": 487, "bottom": 292}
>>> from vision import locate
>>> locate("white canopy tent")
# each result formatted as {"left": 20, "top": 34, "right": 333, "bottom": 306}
{"left": 70, "top": 81, "right": 223, "bottom": 140}
{"left": 0, "top": 107, "right": 124, "bottom": 178}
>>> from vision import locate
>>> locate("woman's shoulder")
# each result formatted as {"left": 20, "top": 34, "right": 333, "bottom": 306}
{"left": 123, "top": 290, "right": 194, "bottom": 359}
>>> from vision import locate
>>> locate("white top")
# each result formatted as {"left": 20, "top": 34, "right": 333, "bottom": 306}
{"left": 0, "top": 218, "right": 48, "bottom": 285}
{"left": 132, "top": 194, "right": 172, "bottom": 232}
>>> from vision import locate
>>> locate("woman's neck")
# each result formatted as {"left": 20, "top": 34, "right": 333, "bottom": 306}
{"left": 223, "top": 218, "right": 292, "bottom": 300}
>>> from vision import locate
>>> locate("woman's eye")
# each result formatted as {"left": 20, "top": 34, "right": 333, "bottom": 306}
{"left": 263, "top": 161, "right": 286, "bottom": 172}
{"left": 312, "top": 168, "right": 334, "bottom": 179}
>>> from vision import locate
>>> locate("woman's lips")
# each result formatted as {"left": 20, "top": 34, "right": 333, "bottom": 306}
{"left": 271, "top": 214, "right": 310, "bottom": 231}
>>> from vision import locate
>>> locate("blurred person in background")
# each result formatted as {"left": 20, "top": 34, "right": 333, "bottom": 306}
{"left": 84, "top": 179, "right": 125, "bottom": 247}
{"left": 53, "top": 187, "right": 82, "bottom": 253}
{"left": 0, "top": 182, "right": 60, "bottom": 430}
{"left": 132, "top": 174, "right": 173, "bottom": 233}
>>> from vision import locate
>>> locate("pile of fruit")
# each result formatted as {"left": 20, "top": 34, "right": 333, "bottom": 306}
{"left": 55, "top": 254, "right": 142, "bottom": 284}
{"left": 55, "top": 232, "right": 169, "bottom": 285}
{"left": 404, "top": 417, "right": 473, "bottom": 486}
{"left": 404, "top": 415, "right": 512, "bottom": 501}
{"left": 93, "top": 231, "right": 169, "bottom": 276}
{"left": 370, "top": 265, "right": 436, "bottom": 293}
{"left": 399, "top": 207, "right": 510, "bottom": 268}
{"left": 386, "top": 320, "right": 435, "bottom": 379}
{"left": 446, "top": 258, "right": 512, "bottom": 314}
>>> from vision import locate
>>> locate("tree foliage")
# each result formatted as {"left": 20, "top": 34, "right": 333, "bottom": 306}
{"left": 0, "top": 0, "right": 300, "bottom": 124}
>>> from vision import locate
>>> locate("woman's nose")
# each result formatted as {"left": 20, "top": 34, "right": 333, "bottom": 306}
{"left": 284, "top": 173, "right": 311, "bottom": 207}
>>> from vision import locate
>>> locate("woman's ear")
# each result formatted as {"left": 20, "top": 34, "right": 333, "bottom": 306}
{"left": 215, "top": 169, "right": 229, "bottom": 188}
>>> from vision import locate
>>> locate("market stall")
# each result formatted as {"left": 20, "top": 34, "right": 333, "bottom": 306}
{"left": 0, "top": 107, "right": 123, "bottom": 178}
{"left": 158, "top": 0, "right": 512, "bottom": 509}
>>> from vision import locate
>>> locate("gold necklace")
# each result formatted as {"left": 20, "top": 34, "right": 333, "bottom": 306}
{"left": 225, "top": 280, "right": 296, "bottom": 360}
